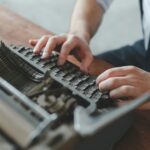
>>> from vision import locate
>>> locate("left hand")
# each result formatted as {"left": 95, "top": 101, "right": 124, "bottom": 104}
{"left": 96, "top": 66, "right": 150, "bottom": 100}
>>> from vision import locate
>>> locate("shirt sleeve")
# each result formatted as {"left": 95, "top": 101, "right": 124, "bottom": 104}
{"left": 96, "top": 0, "right": 114, "bottom": 11}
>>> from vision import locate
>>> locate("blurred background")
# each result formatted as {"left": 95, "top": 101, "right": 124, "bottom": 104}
{"left": 0, "top": 0, "right": 143, "bottom": 55}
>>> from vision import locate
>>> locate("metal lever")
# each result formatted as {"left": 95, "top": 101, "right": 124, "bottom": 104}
{"left": 0, "top": 77, "right": 57, "bottom": 148}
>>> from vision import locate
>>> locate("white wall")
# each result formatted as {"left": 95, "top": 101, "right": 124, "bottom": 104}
{"left": 0, "top": 0, "right": 143, "bottom": 54}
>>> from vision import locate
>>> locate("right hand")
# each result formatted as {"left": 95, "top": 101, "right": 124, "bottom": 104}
{"left": 29, "top": 33, "right": 93, "bottom": 73}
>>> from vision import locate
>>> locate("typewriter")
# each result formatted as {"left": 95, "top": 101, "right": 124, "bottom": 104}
{"left": 0, "top": 41, "right": 149, "bottom": 150}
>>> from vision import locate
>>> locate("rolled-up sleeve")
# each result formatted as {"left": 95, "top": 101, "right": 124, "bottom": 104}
{"left": 96, "top": 0, "right": 114, "bottom": 11}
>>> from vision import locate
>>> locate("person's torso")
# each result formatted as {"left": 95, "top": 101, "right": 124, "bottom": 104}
{"left": 141, "top": 0, "right": 150, "bottom": 50}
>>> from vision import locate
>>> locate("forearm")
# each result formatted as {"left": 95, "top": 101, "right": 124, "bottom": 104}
{"left": 69, "top": 0, "right": 104, "bottom": 43}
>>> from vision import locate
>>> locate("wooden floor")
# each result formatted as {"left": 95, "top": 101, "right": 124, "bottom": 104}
{"left": 0, "top": 5, "right": 150, "bottom": 150}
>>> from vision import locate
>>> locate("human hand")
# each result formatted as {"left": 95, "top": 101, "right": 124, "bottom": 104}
{"left": 96, "top": 66, "right": 150, "bottom": 100}
{"left": 29, "top": 33, "right": 93, "bottom": 73}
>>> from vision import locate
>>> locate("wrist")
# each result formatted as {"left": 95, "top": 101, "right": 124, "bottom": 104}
{"left": 69, "top": 30, "right": 91, "bottom": 44}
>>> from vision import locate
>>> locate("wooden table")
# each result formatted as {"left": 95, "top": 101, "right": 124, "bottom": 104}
{"left": 0, "top": 5, "right": 150, "bottom": 150}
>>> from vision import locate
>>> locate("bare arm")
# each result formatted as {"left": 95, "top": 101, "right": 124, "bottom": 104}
{"left": 70, "top": 0, "right": 104, "bottom": 43}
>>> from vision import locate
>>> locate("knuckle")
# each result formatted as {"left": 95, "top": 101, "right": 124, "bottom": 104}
{"left": 59, "top": 33, "right": 67, "bottom": 37}
{"left": 50, "top": 36, "right": 57, "bottom": 43}
{"left": 121, "top": 86, "right": 129, "bottom": 94}
{"left": 63, "top": 42, "right": 74, "bottom": 51}
{"left": 127, "top": 66, "right": 138, "bottom": 72}
{"left": 61, "top": 48, "right": 67, "bottom": 54}
{"left": 61, "top": 47, "right": 69, "bottom": 56}
{"left": 109, "top": 78, "right": 117, "bottom": 87}
{"left": 63, "top": 43, "right": 70, "bottom": 49}
{"left": 41, "top": 35, "right": 49, "bottom": 39}
{"left": 71, "top": 35, "right": 79, "bottom": 42}
{"left": 106, "top": 70, "right": 114, "bottom": 77}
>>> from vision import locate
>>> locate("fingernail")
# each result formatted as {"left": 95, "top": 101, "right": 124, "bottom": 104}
{"left": 96, "top": 76, "right": 99, "bottom": 83}
{"left": 41, "top": 52, "right": 47, "bottom": 59}
{"left": 96, "top": 78, "right": 99, "bottom": 84}
{"left": 33, "top": 49, "right": 37, "bottom": 54}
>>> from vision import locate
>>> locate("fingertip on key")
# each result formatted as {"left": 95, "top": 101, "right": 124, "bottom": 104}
{"left": 57, "top": 59, "right": 64, "bottom": 66}
{"left": 41, "top": 53, "right": 47, "bottom": 59}
{"left": 96, "top": 77, "right": 100, "bottom": 85}
{"left": 33, "top": 48, "right": 38, "bottom": 54}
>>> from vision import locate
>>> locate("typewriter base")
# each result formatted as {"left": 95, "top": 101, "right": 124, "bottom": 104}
{"left": 75, "top": 113, "right": 133, "bottom": 150}
{"left": 0, "top": 113, "right": 133, "bottom": 150}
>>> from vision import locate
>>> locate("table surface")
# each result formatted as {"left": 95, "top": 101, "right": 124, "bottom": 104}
{"left": 0, "top": 5, "right": 150, "bottom": 150}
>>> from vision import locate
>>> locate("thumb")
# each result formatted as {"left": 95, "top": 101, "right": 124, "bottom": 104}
{"left": 29, "top": 39, "right": 38, "bottom": 46}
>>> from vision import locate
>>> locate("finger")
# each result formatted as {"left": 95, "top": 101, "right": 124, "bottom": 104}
{"left": 98, "top": 76, "right": 131, "bottom": 92}
{"left": 29, "top": 39, "right": 38, "bottom": 47}
{"left": 109, "top": 85, "right": 137, "bottom": 99}
{"left": 96, "top": 66, "right": 139, "bottom": 85}
{"left": 115, "top": 99, "right": 130, "bottom": 107}
{"left": 80, "top": 53, "right": 93, "bottom": 73}
{"left": 42, "top": 36, "right": 66, "bottom": 59}
{"left": 58, "top": 37, "right": 77, "bottom": 65}
{"left": 33, "top": 36, "right": 49, "bottom": 54}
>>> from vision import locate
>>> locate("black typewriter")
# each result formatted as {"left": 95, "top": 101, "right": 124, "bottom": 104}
{"left": 0, "top": 41, "right": 149, "bottom": 150}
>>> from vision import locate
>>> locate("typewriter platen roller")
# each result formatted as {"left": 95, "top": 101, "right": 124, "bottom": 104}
{"left": 0, "top": 42, "right": 149, "bottom": 150}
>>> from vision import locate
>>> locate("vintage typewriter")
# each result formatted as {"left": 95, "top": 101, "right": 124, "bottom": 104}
{"left": 0, "top": 41, "right": 150, "bottom": 150}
